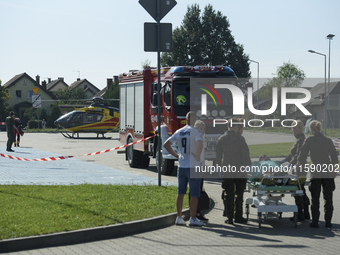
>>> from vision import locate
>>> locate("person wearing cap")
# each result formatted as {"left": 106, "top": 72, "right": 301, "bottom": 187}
{"left": 281, "top": 120, "right": 310, "bottom": 221}
{"left": 6, "top": 111, "right": 16, "bottom": 152}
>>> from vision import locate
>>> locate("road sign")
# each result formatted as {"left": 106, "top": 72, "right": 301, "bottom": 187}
{"left": 144, "top": 23, "right": 172, "bottom": 52}
{"left": 32, "top": 95, "right": 41, "bottom": 108}
{"left": 32, "top": 88, "right": 39, "bottom": 95}
{"left": 139, "top": 0, "right": 177, "bottom": 21}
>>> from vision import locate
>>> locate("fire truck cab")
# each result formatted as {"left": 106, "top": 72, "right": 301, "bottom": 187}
{"left": 119, "top": 66, "right": 237, "bottom": 175}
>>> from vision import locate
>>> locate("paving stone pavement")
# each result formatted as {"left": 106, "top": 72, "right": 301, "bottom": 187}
{"left": 1, "top": 132, "right": 340, "bottom": 254}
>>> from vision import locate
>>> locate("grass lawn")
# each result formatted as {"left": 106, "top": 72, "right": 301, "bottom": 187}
{"left": 245, "top": 126, "right": 340, "bottom": 137}
{"left": 0, "top": 184, "right": 186, "bottom": 240}
{"left": 248, "top": 142, "right": 294, "bottom": 158}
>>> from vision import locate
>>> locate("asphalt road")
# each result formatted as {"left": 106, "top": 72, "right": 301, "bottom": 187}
{"left": 1, "top": 130, "right": 295, "bottom": 169}
{"left": 0, "top": 130, "right": 299, "bottom": 186}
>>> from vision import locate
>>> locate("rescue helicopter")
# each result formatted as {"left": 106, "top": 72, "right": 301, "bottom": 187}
{"left": 54, "top": 97, "right": 119, "bottom": 138}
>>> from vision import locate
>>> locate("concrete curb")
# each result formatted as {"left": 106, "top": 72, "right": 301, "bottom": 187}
{"left": 0, "top": 208, "right": 191, "bottom": 253}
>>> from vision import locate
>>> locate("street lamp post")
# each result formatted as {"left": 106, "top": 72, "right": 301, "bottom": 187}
{"left": 249, "top": 59, "right": 259, "bottom": 119}
{"left": 308, "top": 50, "right": 327, "bottom": 134}
{"left": 327, "top": 34, "right": 335, "bottom": 130}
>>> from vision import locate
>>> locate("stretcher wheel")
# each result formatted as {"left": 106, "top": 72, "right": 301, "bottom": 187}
{"left": 258, "top": 212, "right": 262, "bottom": 228}
{"left": 246, "top": 204, "right": 249, "bottom": 220}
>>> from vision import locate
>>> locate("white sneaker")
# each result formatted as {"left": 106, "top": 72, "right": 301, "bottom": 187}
{"left": 189, "top": 217, "right": 204, "bottom": 226}
{"left": 175, "top": 216, "right": 186, "bottom": 226}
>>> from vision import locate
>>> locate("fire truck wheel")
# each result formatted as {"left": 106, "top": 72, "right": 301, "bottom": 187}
{"left": 140, "top": 154, "right": 150, "bottom": 168}
{"left": 156, "top": 150, "right": 174, "bottom": 175}
{"left": 127, "top": 137, "right": 142, "bottom": 168}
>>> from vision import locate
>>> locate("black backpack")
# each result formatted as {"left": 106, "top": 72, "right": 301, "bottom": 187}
{"left": 197, "top": 190, "right": 210, "bottom": 211}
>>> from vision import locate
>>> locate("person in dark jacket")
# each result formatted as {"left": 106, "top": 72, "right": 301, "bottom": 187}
{"left": 281, "top": 120, "right": 310, "bottom": 221}
{"left": 297, "top": 120, "right": 338, "bottom": 228}
{"left": 6, "top": 111, "right": 16, "bottom": 152}
{"left": 216, "top": 117, "right": 251, "bottom": 224}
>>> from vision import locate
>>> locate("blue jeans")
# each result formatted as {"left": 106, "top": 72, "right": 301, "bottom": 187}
{"left": 177, "top": 167, "right": 201, "bottom": 197}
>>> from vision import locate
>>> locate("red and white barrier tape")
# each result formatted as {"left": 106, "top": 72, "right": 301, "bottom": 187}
{"left": 0, "top": 135, "right": 155, "bottom": 162}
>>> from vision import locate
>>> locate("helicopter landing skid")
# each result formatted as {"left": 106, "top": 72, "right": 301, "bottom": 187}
{"left": 61, "top": 131, "right": 79, "bottom": 139}
{"left": 60, "top": 131, "right": 111, "bottom": 139}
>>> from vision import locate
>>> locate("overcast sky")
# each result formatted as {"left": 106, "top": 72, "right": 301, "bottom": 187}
{"left": 1, "top": 0, "right": 339, "bottom": 90}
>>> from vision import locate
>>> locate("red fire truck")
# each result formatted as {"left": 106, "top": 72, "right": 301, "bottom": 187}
{"left": 119, "top": 66, "right": 238, "bottom": 175}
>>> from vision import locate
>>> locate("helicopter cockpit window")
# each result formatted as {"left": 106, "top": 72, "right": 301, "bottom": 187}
{"left": 63, "top": 111, "right": 75, "bottom": 122}
{"left": 83, "top": 113, "right": 103, "bottom": 124}
{"left": 71, "top": 112, "right": 83, "bottom": 124}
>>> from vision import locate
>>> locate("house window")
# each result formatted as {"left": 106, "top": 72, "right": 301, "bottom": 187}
{"left": 16, "top": 90, "right": 22, "bottom": 99}
{"left": 23, "top": 79, "right": 27, "bottom": 86}
{"left": 27, "top": 90, "right": 34, "bottom": 99}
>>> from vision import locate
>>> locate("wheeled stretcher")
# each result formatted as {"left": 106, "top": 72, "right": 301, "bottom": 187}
{"left": 245, "top": 175, "right": 304, "bottom": 228}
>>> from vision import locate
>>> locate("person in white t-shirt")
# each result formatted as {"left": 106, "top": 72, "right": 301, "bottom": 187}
{"left": 163, "top": 111, "right": 204, "bottom": 226}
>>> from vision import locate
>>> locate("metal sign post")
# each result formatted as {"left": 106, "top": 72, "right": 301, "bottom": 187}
{"left": 139, "top": 0, "right": 176, "bottom": 186}
{"left": 32, "top": 94, "right": 41, "bottom": 129}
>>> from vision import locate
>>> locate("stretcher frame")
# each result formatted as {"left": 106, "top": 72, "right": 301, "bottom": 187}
{"left": 245, "top": 175, "right": 304, "bottom": 228}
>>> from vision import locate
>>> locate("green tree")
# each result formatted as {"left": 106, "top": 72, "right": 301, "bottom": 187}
{"left": 48, "top": 104, "right": 62, "bottom": 128}
{"left": 141, "top": 59, "right": 152, "bottom": 68}
{"left": 53, "top": 87, "right": 87, "bottom": 105}
{"left": 258, "top": 61, "right": 306, "bottom": 119}
{"left": 102, "top": 79, "right": 119, "bottom": 108}
{"left": 161, "top": 4, "right": 250, "bottom": 79}
{"left": 0, "top": 80, "right": 11, "bottom": 120}
{"left": 276, "top": 61, "right": 306, "bottom": 87}
{"left": 23, "top": 108, "right": 37, "bottom": 122}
